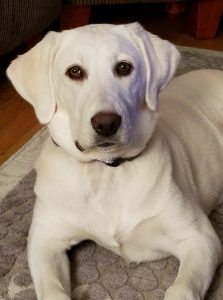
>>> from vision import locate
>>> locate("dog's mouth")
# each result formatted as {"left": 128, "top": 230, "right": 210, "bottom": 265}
{"left": 74, "top": 138, "right": 146, "bottom": 167}
{"left": 75, "top": 140, "right": 117, "bottom": 152}
{"left": 96, "top": 142, "right": 116, "bottom": 149}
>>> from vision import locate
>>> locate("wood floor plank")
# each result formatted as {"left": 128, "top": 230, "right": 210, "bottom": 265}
{"left": 0, "top": 97, "right": 29, "bottom": 129}
{"left": 0, "top": 122, "right": 41, "bottom": 165}
{"left": 0, "top": 104, "right": 40, "bottom": 159}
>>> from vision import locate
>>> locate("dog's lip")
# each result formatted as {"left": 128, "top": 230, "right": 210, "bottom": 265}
{"left": 75, "top": 140, "right": 118, "bottom": 152}
{"left": 96, "top": 142, "right": 116, "bottom": 148}
{"left": 75, "top": 141, "right": 85, "bottom": 152}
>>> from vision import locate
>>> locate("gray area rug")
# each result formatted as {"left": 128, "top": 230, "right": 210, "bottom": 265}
{"left": 1, "top": 46, "right": 223, "bottom": 300}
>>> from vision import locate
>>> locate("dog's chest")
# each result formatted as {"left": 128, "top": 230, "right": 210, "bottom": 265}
{"left": 69, "top": 165, "right": 163, "bottom": 257}
{"left": 36, "top": 154, "right": 163, "bottom": 256}
{"left": 69, "top": 163, "right": 148, "bottom": 247}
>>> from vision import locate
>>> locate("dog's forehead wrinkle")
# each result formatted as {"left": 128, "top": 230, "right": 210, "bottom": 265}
{"left": 59, "top": 26, "right": 139, "bottom": 67}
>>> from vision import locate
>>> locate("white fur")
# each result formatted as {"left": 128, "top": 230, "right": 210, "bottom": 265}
{"left": 7, "top": 23, "right": 223, "bottom": 300}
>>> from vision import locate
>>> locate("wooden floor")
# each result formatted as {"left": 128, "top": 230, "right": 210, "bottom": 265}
{"left": 1, "top": 4, "right": 223, "bottom": 165}
{"left": 0, "top": 78, "right": 41, "bottom": 165}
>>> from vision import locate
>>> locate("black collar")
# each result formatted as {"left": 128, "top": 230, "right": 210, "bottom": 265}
{"left": 51, "top": 138, "right": 142, "bottom": 167}
{"left": 104, "top": 158, "right": 126, "bottom": 167}
{"left": 102, "top": 153, "right": 142, "bottom": 167}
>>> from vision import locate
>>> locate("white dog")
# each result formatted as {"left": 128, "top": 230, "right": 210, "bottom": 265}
{"left": 7, "top": 23, "right": 223, "bottom": 300}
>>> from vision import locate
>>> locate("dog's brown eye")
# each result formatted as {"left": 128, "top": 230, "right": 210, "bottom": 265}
{"left": 66, "top": 65, "right": 85, "bottom": 80}
{"left": 115, "top": 61, "right": 133, "bottom": 76}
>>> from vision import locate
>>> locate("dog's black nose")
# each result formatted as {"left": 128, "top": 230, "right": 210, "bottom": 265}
{"left": 91, "top": 112, "right": 121, "bottom": 137}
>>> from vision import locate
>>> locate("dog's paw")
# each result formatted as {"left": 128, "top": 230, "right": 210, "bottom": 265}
{"left": 164, "top": 284, "right": 201, "bottom": 300}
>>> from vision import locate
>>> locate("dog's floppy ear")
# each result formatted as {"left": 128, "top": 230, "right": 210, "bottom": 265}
{"left": 126, "top": 22, "right": 180, "bottom": 111}
{"left": 6, "top": 31, "right": 59, "bottom": 124}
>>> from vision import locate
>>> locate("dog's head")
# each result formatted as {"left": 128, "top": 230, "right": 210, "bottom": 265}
{"left": 7, "top": 23, "right": 180, "bottom": 163}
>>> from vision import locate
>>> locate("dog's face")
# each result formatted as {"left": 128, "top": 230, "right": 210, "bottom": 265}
{"left": 7, "top": 23, "right": 180, "bottom": 163}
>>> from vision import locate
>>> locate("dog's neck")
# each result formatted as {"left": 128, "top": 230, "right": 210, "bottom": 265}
{"left": 51, "top": 138, "right": 143, "bottom": 167}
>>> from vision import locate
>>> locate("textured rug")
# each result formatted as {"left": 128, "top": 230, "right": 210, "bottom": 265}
{"left": 1, "top": 46, "right": 223, "bottom": 300}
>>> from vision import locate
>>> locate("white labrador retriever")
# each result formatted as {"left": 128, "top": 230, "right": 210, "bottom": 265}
{"left": 7, "top": 23, "right": 223, "bottom": 300}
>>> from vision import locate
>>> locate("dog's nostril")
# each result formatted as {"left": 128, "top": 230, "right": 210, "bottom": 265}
{"left": 98, "top": 124, "right": 104, "bottom": 132}
{"left": 91, "top": 112, "right": 121, "bottom": 137}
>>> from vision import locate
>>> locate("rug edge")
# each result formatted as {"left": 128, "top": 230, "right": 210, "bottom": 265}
{"left": 0, "top": 127, "right": 48, "bottom": 202}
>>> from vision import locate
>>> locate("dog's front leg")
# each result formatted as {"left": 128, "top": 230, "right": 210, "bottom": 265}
{"left": 28, "top": 223, "right": 73, "bottom": 300}
{"left": 164, "top": 213, "right": 222, "bottom": 300}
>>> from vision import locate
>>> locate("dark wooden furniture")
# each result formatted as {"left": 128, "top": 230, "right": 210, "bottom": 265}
{"left": 187, "top": 0, "right": 223, "bottom": 39}
{"left": 60, "top": 0, "right": 223, "bottom": 39}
